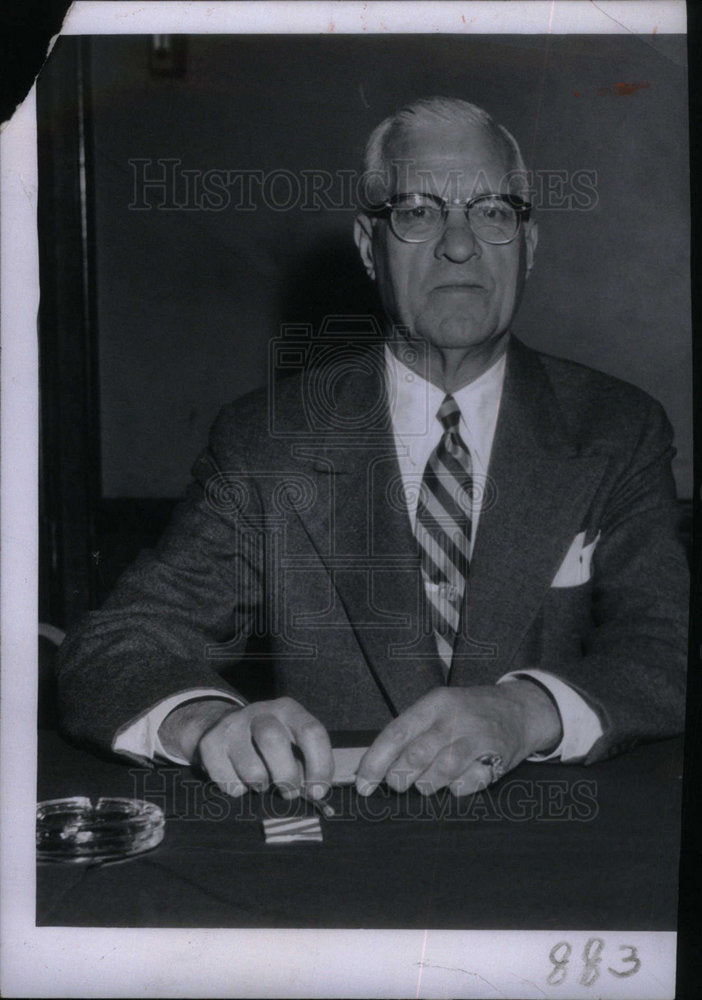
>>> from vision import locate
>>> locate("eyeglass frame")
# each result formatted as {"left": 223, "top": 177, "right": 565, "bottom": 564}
{"left": 366, "top": 191, "right": 533, "bottom": 245}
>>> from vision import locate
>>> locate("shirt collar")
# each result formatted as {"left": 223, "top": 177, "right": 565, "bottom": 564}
{"left": 384, "top": 341, "right": 507, "bottom": 468}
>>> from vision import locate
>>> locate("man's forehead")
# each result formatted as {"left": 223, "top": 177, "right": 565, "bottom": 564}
{"left": 385, "top": 122, "right": 511, "bottom": 195}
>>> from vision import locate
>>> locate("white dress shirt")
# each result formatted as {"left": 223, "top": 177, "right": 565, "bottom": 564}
{"left": 114, "top": 342, "right": 603, "bottom": 764}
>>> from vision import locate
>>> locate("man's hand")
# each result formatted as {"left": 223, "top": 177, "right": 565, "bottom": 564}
{"left": 355, "top": 681, "right": 562, "bottom": 797}
{"left": 159, "top": 696, "right": 333, "bottom": 800}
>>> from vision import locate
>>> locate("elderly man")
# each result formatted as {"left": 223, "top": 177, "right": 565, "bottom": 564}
{"left": 57, "top": 97, "right": 688, "bottom": 803}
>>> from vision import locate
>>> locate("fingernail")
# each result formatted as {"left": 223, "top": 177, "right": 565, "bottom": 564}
{"left": 356, "top": 780, "right": 377, "bottom": 797}
{"left": 281, "top": 788, "right": 299, "bottom": 800}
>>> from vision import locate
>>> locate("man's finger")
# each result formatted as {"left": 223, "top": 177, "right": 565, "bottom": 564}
{"left": 249, "top": 712, "right": 302, "bottom": 797}
{"left": 197, "top": 723, "right": 248, "bottom": 798}
{"left": 288, "top": 712, "right": 334, "bottom": 798}
{"left": 199, "top": 750, "right": 248, "bottom": 798}
{"left": 356, "top": 717, "right": 419, "bottom": 795}
{"left": 411, "top": 737, "right": 477, "bottom": 795}
{"left": 383, "top": 730, "right": 448, "bottom": 792}
{"left": 448, "top": 760, "right": 494, "bottom": 797}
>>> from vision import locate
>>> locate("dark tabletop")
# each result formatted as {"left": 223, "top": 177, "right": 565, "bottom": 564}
{"left": 36, "top": 730, "right": 683, "bottom": 929}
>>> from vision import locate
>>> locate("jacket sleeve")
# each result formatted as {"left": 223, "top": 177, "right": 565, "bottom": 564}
{"left": 543, "top": 398, "right": 689, "bottom": 763}
{"left": 56, "top": 439, "right": 265, "bottom": 756}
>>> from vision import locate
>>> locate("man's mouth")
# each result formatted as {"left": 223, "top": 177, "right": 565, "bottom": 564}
{"left": 431, "top": 282, "right": 485, "bottom": 292}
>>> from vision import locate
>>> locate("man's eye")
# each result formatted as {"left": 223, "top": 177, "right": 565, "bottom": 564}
{"left": 474, "top": 202, "right": 509, "bottom": 222}
{"left": 396, "top": 205, "right": 439, "bottom": 220}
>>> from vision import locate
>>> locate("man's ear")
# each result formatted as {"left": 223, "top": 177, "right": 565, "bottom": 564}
{"left": 524, "top": 220, "right": 538, "bottom": 276}
{"left": 354, "top": 213, "right": 376, "bottom": 281}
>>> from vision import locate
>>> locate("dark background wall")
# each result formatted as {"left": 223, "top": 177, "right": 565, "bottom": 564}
{"left": 86, "top": 33, "right": 690, "bottom": 498}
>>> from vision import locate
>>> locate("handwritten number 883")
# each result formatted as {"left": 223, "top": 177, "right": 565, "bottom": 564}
{"left": 547, "top": 938, "right": 641, "bottom": 986}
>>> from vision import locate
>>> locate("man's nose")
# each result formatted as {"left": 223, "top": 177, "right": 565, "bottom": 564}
{"left": 434, "top": 210, "right": 481, "bottom": 263}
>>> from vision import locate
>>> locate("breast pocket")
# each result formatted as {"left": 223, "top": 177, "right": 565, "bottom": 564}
{"left": 550, "top": 531, "right": 601, "bottom": 588}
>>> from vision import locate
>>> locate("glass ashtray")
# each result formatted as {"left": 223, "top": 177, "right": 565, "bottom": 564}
{"left": 36, "top": 797, "right": 165, "bottom": 863}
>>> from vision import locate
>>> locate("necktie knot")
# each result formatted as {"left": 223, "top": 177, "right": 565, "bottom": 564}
{"left": 437, "top": 394, "right": 461, "bottom": 433}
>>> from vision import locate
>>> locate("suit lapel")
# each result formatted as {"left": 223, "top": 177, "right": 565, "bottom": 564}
{"left": 291, "top": 336, "right": 610, "bottom": 698}
{"left": 292, "top": 346, "right": 445, "bottom": 715}
{"left": 450, "top": 337, "right": 609, "bottom": 683}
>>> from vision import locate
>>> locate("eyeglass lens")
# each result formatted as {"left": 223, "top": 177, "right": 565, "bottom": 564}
{"left": 390, "top": 195, "right": 519, "bottom": 244}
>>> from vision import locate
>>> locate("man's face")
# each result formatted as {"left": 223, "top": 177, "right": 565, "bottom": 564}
{"left": 356, "top": 122, "right": 537, "bottom": 352}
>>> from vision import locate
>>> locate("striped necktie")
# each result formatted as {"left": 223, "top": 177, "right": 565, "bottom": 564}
{"left": 414, "top": 394, "right": 473, "bottom": 674}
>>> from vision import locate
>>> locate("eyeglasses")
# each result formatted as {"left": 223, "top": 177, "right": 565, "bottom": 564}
{"left": 369, "top": 192, "right": 532, "bottom": 245}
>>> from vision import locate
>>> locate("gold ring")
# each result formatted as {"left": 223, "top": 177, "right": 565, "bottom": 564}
{"left": 477, "top": 752, "right": 506, "bottom": 784}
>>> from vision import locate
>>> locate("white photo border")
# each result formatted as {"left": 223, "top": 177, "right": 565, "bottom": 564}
{"left": 0, "top": 3, "right": 687, "bottom": 997}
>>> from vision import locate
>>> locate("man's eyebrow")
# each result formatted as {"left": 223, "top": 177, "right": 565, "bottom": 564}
{"left": 391, "top": 190, "right": 509, "bottom": 203}
{"left": 395, "top": 190, "right": 437, "bottom": 196}
{"left": 392, "top": 191, "right": 444, "bottom": 201}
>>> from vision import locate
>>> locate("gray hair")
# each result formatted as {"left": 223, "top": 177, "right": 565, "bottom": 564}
{"left": 362, "top": 96, "right": 530, "bottom": 205}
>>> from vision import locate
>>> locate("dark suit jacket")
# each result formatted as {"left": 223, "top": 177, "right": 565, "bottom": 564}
{"left": 57, "top": 336, "right": 689, "bottom": 764}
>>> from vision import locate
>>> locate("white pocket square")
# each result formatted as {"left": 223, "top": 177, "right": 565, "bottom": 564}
{"left": 551, "top": 530, "right": 601, "bottom": 588}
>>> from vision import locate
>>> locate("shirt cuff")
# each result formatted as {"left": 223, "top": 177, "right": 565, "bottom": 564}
{"left": 497, "top": 669, "right": 604, "bottom": 762}
{"left": 112, "top": 689, "right": 245, "bottom": 765}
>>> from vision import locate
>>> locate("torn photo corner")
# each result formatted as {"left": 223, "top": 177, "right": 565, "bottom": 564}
{"left": 0, "top": 0, "right": 73, "bottom": 129}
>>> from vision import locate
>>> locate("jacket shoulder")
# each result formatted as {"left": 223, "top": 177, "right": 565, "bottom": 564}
{"left": 533, "top": 348, "right": 671, "bottom": 445}
{"left": 200, "top": 373, "right": 309, "bottom": 471}
{"left": 536, "top": 348, "right": 654, "bottom": 404}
